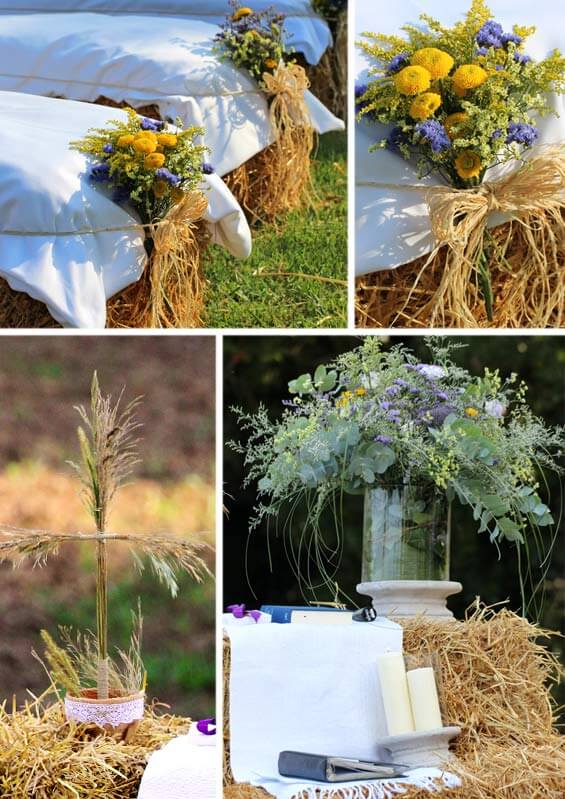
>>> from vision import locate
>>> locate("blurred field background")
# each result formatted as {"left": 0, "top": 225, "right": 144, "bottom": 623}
{"left": 224, "top": 335, "right": 565, "bottom": 716}
{"left": 0, "top": 336, "right": 215, "bottom": 719}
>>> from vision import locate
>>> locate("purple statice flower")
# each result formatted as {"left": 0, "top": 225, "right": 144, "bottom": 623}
{"left": 202, "top": 162, "right": 215, "bottom": 174}
{"left": 196, "top": 718, "right": 217, "bottom": 736}
{"left": 495, "top": 65, "right": 504, "bottom": 71}
{"left": 355, "top": 82, "right": 368, "bottom": 110}
{"left": 415, "top": 120, "right": 451, "bottom": 154}
{"left": 502, "top": 32, "right": 522, "bottom": 46}
{"left": 386, "top": 126, "right": 409, "bottom": 154}
{"left": 436, "top": 391, "right": 449, "bottom": 402}
{"left": 155, "top": 167, "right": 181, "bottom": 186}
{"left": 506, "top": 122, "right": 538, "bottom": 147}
{"left": 514, "top": 52, "right": 532, "bottom": 65}
{"left": 374, "top": 435, "right": 393, "bottom": 445}
{"left": 140, "top": 116, "right": 165, "bottom": 131}
{"left": 428, "top": 404, "right": 456, "bottom": 428}
{"left": 385, "top": 385, "right": 401, "bottom": 397}
{"left": 103, "top": 143, "right": 114, "bottom": 154}
{"left": 112, "top": 184, "right": 132, "bottom": 204}
{"left": 89, "top": 162, "right": 111, "bottom": 182}
{"left": 386, "top": 52, "right": 410, "bottom": 75}
{"left": 387, "top": 409, "right": 402, "bottom": 423}
{"left": 394, "top": 378, "right": 410, "bottom": 388}
{"left": 380, "top": 401, "right": 392, "bottom": 411}
{"left": 476, "top": 20, "right": 504, "bottom": 49}
{"left": 491, "top": 129, "right": 503, "bottom": 141}
{"left": 476, "top": 47, "right": 489, "bottom": 57}
{"left": 409, "top": 387, "right": 420, "bottom": 395}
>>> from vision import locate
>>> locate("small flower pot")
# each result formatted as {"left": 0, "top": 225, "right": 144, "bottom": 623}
{"left": 65, "top": 689, "right": 145, "bottom": 741}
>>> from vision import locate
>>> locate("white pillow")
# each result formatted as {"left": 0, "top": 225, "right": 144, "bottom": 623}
{"left": 0, "top": 15, "right": 343, "bottom": 176}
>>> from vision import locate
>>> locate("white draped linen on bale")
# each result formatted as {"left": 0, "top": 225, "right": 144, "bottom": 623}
{"left": 225, "top": 622, "right": 460, "bottom": 799}
{"left": 0, "top": 0, "right": 332, "bottom": 66}
{"left": 0, "top": 10, "right": 344, "bottom": 177}
{"left": 137, "top": 723, "right": 217, "bottom": 799}
{"left": 354, "top": 0, "right": 565, "bottom": 276}
{"left": 0, "top": 91, "right": 252, "bottom": 328}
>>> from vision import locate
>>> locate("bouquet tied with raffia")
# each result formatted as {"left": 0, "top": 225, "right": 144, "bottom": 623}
{"left": 216, "top": 1, "right": 314, "bottom": 221}
{"left": 71, "top": 110, "right": 213, "bottom": 327}
{"left": 357, "top": 0, "right": 565, "bottom": 327}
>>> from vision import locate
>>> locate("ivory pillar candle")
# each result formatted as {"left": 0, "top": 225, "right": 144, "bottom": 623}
{"left": 376, "top": 652, "right": 415, "bottom": 735}
{"left": 406, "top": 667, "right": 443, "bottom": 731}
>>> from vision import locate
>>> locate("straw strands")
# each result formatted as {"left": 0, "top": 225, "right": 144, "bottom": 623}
{"left": 224, "top": 604, "right": 565, "bottom": 799}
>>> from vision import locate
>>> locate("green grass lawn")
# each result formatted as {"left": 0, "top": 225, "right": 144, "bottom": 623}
{"left": 204, "top": 130, "right": 347, "bottom": 328}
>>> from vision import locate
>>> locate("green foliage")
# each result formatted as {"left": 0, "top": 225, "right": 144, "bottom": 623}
{"left": 214, "top": 1, "right": 290, "bottom": 86}
{"left": 357, "top": 0, "right": 565, "bottom": 186}
{"left": 231, "top": 338, "right": 564, "bottom": 597}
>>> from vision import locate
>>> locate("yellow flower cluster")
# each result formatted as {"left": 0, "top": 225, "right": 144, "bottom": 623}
{"left": 394, "top": 65, "right": 431, "bottom": 96}
{"left": 411, "top": 48, "right": 454, "bottom": 79}
{"left": 452, "top": 64, "right": 488, "bottom": 95}
{"left": 233, "top": 6, "right": 253, "bottom": 21}
{"left": 444, "top": 112, "right": 468, "bottom": 139}
{"left": 117, "top": 130, "right": 170, "bottom": 171}
{"left": 336, "top": 387, "right": 366, "bottom": 409}
{"left": 455, "top": 151, "right": 483, "bottom": 180}
{"left": 410, "top": 92, "right": 442, "bottom": 121}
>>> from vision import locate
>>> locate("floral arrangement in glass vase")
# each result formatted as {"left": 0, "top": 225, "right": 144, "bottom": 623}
{"left": 356, "top": 0, "right": 565, "bottom": 324}
{"left": 232, "top": 338, "right": 563, "bottom": 606}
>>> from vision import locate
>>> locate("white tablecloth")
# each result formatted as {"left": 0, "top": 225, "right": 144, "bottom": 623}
{"left": 355, "top": 0, "right": 565, "bottom": 275}
{"left": 0, "top": 1, "right": 332, "bottom": 65}
{"left": 0, "top": 91, "right": 252, "bottom": 328}
{"left": 137, "top": 723, "right": 217, "bottom": 799}
{"left": 0, "top": 13, "right": 343, "bottom": 177}
{"left": 226, "top": 622, "right": 460, "bottom": 799}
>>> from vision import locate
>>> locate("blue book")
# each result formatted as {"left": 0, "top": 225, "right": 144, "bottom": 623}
{"left": 260, "top": 605, "right": 351, "bottom": 624}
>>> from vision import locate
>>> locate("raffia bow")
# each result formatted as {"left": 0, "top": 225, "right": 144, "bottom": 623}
{"left": 410, "top": 145, "right": 565, "bottom": 327}
{"left": 226, "top": 63, "right": 315, "bottom": 222}
{"left": 131, "top": 190, "right": 209, "bottom": 329}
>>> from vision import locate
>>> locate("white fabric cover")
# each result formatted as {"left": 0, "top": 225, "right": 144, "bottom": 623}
{"left": 0, "top": 14, "right": 343, "bottom": 176}
{"left": 0, "top": 1, "right": 331, "bottom": 65}
{"left": 0, "top": 91, "right": 252, "bottom": 328}
{"left": 355, "top": 0, "right": 565, "bottom": 275}
{"left": 226, "top": 621, "right": 460, "bottom": 799}
{"left": 137, "top": 723, "right": 217, "bottom": 799}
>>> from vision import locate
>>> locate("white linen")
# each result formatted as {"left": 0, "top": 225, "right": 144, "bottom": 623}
{"left": 226, "top": 621, "right": 460, "bottom": 799}
{"left": 0, "top": 14, "right": 343, "bottom": 177}
{"left": 137, "top": 723, "right": 217, "bottom": 799}
{"left": 355, "top": 0, "right": 565, "bottom": 276}
{"left": 0, "top": 1, "right": 331, "bottom": 65}
{"left": 0, "top": 91, "right": 252, "bottom": 328}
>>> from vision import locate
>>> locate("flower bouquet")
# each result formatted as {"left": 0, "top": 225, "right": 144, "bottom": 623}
{"left": 71, "top": 110, "right": 211, "bottom": 327}
{"left": 215, "top": 1, "right": 314, "bottom": 221}
{"left": 356, "top": 0, "right": 565, "bottom": 326}
{"left": 232, "top": 338, "right": 563, "bottom": 608}
{"left": 0, "top": 373, "right": 210, "bottom": 738}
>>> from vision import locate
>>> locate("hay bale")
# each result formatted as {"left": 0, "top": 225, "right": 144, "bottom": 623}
{"left": 0, "top": 690, "right": 190, "bottom": 798}
{"left": 304, "top": 12, "right": 348, "bottom": 121}
{"left": 223, "top": 606, "right": 565, "bottom": 799}
{"left": 356, "top": 219, "right": 565, "bottom": 329}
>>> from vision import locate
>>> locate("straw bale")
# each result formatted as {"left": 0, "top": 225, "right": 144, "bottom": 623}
{"left": 223, "top": 605, "right": 565, "bottom": 799}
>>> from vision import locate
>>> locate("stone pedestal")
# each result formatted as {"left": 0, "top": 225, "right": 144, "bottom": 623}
{"left": 356, "top": 580, "right": 463, "bottom": 621}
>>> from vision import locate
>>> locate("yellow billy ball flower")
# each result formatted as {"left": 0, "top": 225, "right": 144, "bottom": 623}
{"left": 157, "top": 133, "right": 178, "bottom": 148}
{"left": 445, "top": 112, "right": 469, "bottom": 139}
{"left": 117, "top": 134, "right": 135, "bottom": 147}
{"left": 452, "top": 64, "right": 488, "bottom": 92}
{"left": 138, "top": 130, "right": 158, "bottom": 143}
{"left": 394, "top": 65, "right": 431, "bottom": 95}
{"left": 233, "top": 7, "right": 252, "bottom": 21}
{"left": 465, "top": 407, "right": 479, "bottom": 418}
{"left": 356, "top": 388, "right": 367, "bottom": 397}
{"left": 411, "top": 48, "right": 454, "bottom": 79}
{"left": 455, "top": 151, "right": 483, "bottom": 180}
{"left": 144, "top": 152, "right": 166, "bottom": 169}
{"left": 133, "top": 137, "right": 157, "bottom": 155}
{"left": 264, "top": 58, "right": 278, "bottom": 70}
{"left": 409, "top": 92, "right": 442, "bottom": 121}
{"left": 153, "top": 180, "right": 169, "bottom": 198}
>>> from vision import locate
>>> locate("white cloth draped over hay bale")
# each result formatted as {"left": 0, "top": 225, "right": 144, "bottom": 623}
{"left": 0, "top": 9, "right": 344, "bottom": 179}
{"left": 0, "top": 91, "right": 251, "bottom": 328}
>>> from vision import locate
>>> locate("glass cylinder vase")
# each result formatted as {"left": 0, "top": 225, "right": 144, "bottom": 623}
{"left": 362, "top": 484, "right": 450, "bottom": 582}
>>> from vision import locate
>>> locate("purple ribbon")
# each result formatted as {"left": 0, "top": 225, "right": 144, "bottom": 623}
{"left": 196, "top": 717, "right": 216, "bottom": 736}
{"left": 227, "top": 603, "right": 262, "bottom": 623}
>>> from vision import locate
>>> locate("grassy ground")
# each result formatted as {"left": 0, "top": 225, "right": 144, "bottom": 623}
{"left": 204, "top": 131, "right": 347, "bottom": 329}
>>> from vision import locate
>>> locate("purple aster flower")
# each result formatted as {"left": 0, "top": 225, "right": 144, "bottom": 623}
{"left": 394, "top": 378, "right": 410, "bottom": 388}
{"left": 355, "top": 82, "right": 368, "bottom": 109}
{"left": 202, "top": 162, "right": 215, "bottom": 174}
{"left": 491, "top": 129, "right": 503, "bottom": 141}
{"left": 196, "top": 718, "right": 217, "bottom": 736}
{"left": 386, "top": 52, "right": 410, "bottom": 75}
{"left": 386, "top": 126, "right": 409, "bottom": 154}
{"left": 506, "top": 122, "right": 538, "bottom": 147}
{"left": 436, "top": 391, "right": 448, "bottom": 402}
{"left": 140, "top": 116, "right": 165, "bottom": 131}
{"left": 89, "top": 162, "right": 110, "bottom": 182}
{"left": 502, "top": 32, "right": 522, "bottom": 46}
{"left": 476, "top": 47, "right": 489, "bottom": 57}
{"left": 103, "top": 143, "right": 114, "bottom": 154}
{"left": 380, "top": 401, "right": 392, "bottom": 411}
{"left": 374, "top": 435, "right": 393, "bottom": 445}
{"left": 385, "top": 385, "right": 400, "bottom": 396}
{"left": 476, "top": 20, "right": 504, "bottom": 49}
{"left": 514, "top": 52, "right": 532, "bottom": 65}
{"left": 387, "top": 409, "right": 401, "bottom": 423}
{"left": 495, "top": 65, "right": 504, "bottom": 71}
{"left": 415, "top": 120, "right": 451, "bottom": 154}
{"left": 155, "top": 167, "right": 181, "bottom": 186}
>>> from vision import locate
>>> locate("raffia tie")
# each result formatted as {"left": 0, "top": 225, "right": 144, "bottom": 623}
{"left": 147, "top": 190, "right": 209, "bottom": 328}
{"left": 261, "top": 62, "right": 311, "bottom": 129}
{"left": 416, "top": 145, "right": 565, "bottom": 327}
